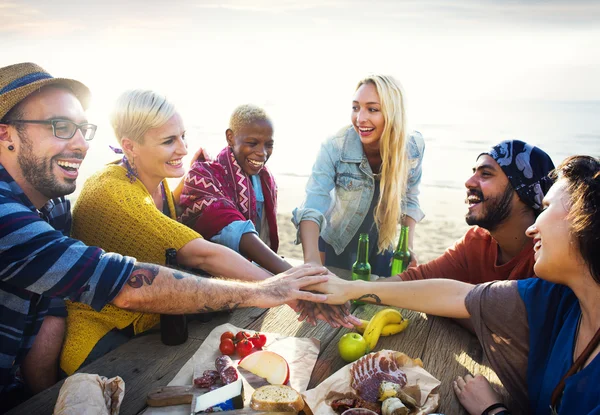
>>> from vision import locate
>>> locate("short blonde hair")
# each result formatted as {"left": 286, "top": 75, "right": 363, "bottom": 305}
{"left": 356, "top": 74, "right": 409, "bottom": 253}
{"left": 111, "top": 89, "right": 176, "bottom": 144}
{"left": 229, "top": 104, "right": 272, "bottom": 133}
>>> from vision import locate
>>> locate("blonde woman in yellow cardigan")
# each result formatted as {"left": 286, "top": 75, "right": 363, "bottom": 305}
{"left": 59, "top": 90, "right": 277, "bottom": 375}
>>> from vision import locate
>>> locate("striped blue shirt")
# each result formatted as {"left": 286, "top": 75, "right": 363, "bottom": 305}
{"left": 0, "top": 164, "right": 136, "bottom": 394}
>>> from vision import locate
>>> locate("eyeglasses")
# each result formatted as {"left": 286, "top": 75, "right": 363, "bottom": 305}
{"left": 3, "top": 119, "right": 97, "bottom": 141}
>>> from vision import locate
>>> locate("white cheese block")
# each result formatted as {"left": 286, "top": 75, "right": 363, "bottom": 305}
{"left": 193, "top": 378, "right": 244, "bottom": 413}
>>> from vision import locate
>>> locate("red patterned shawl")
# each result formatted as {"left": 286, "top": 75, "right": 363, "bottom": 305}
{"left": 178, "top": 147, "right": 279, "bottom": 252}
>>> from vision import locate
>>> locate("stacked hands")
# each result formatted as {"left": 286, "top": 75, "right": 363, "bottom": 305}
{"left": 257, "top": 264, "right": 359, "bottom": 328}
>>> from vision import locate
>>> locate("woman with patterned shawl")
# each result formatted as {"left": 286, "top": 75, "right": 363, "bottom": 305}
{"left": 178, "top": 106, "right": 355, "bottom": 327}
{"left": 178, "top": 105, "right": 291, "bottom": 274}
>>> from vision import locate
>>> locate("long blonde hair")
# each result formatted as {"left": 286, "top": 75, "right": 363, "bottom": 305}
{"left": 357, "top": 75, "right": 409, "bottom": 252}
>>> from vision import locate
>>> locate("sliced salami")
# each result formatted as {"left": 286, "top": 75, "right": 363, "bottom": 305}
{"left": 215, "top": 355, "right": 238, "bottom": 384}
{"left": 193, "top": 369, "right": 220, "bottom": 388}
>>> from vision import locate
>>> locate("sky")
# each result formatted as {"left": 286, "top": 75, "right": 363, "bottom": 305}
{"left": 1, "top": 0, "right": 599, "bottom": 177}
{"left": 3, "top": 0, "right": 599, "bottom": 104}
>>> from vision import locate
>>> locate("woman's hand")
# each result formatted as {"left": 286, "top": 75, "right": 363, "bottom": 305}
{"left": 190, "top": 147, "right": 211, "bottom": 165}
{"left": 408, "top": 248, "right": 418, "bottom": 268}
{"left": 305, "top": 275, "right": 356, "bottom": 305}
{"left": 453, "top": 374, "right": 505, "bottom": 415}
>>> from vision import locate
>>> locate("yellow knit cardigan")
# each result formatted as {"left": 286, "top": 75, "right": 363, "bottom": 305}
{"left": 60, "top": 163, "right": 200, "bottom": 375}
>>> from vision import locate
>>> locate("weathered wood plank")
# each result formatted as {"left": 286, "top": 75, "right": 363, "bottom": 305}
{"left": 420, "top": 316, "right": 512, "bottom": 415}
{"left": 418, "top": 316, "right": 476, "bottom": 415}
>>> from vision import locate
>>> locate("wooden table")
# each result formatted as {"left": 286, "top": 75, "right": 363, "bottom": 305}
{"left": 9, "top": 267, "right": 509, "bottom": 415}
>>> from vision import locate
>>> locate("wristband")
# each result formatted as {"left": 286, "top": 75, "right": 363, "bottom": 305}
{"left": 482, "top": 403, "right": 510, "bottom": 415}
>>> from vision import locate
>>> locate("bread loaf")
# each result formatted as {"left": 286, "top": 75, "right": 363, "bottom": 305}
{"left": 250, "top": 384, "right": 305, "bottom": 412}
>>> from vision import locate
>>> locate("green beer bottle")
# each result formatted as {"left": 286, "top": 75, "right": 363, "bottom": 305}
{"left": 352, "top": 233, "right": 371, "bottom": 282}
{"left": 391, "top": 225, "right": 411, "bottom": 275}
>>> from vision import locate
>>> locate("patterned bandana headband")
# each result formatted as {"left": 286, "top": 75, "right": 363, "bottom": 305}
{"left": 479, "top": 140, "right": 555, "bottom": 212}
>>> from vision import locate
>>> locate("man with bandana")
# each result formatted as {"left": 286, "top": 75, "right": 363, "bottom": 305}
{"left": 387, "top": 140, "right": 555, "bottom": 284}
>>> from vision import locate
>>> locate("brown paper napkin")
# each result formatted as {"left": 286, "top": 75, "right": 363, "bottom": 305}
{"left": 53, "top": 373, "right": 125, "bottom": 415}
{"left": 302, "top": 350, "right": 441, "bottom": 415}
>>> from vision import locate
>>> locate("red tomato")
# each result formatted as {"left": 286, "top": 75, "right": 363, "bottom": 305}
{"left": 235, "top": 331, "right": 251, "bottom": 342}
{"left": 252, "top": 333, "right": 267, "bottom": 348}
{"left": 219, "top": 338, "right": 235, "bottom": 355}
{"left": 236, "top": 339, "right": 253, "bottom": 358}
{"left": 220, "top": 331, "right": 235, "bottom": 342}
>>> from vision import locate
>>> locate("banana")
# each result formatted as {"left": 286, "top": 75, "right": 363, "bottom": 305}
{"left": 355, "top": 318, "right": 410, "bottom": 337}
{"left": 381, "top": 319, "right": 409, "bottom": 336}
{"left": 355, "top": 319, "right": 370, "bottom": 334}
{"left": 363, "top": 308, "right": 404, "bottom": 351}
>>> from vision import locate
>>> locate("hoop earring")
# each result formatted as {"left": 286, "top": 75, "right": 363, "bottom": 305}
{"left": 7, "top": 145, "right": 14, "bottom": 151}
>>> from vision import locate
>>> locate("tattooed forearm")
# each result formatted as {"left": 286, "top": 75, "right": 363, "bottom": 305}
{"left": 355, "top": 294, "right": 382, "bottom": 304}
{"left": 127, "top": 264, "right": 160, "bottom": 288}
{"left": 114, "top": 260, "right": 254, "bottom": 314}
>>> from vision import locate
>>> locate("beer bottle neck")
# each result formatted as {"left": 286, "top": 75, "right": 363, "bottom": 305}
{"left": 357, "top": 238, "right": 369, "bottom": 263}
{"left": 400, "top": 226, "right": 410, "bottom": 252}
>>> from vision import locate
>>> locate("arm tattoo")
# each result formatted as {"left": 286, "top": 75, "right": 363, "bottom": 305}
{"left": 127, "top": 264, "right": 160, "bottom": 288}
{"left": 355, "top": 294, "right": 382, "bottom": 304}
{"left": 171, "top": 269, "right": 187, "bottom": 280}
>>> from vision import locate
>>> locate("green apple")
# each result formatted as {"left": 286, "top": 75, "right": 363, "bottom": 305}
{"left": 338, "top": 332, "right": 368, "bottom": 362}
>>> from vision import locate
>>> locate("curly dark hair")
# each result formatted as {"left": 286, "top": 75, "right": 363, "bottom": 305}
{"left": 551, "top": 155, "right": 600, "bottom": 284}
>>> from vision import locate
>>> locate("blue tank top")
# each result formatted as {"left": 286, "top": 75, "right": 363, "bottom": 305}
{"left": 517, "top": 278, "right": 600, "bottom": 414}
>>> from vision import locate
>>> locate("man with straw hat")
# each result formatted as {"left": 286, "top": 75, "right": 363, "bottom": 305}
{"left": 0, "top": 62, "right": 331, "bottom": 410}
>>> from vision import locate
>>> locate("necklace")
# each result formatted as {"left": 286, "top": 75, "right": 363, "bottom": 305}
{"left": 550, "top": 311, "right": 600, "bottom": 412}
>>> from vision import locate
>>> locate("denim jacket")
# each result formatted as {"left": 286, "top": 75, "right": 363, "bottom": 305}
{"left": 292, "top": 126, "right": 425, "bottom": 255}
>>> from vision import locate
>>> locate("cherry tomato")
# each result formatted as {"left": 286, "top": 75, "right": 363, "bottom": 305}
{"left": 220, "top": 331, "right": 235, "bottom": 342}
{"left": 235, "top": 331, "right": 251, "bottom": 342}
{"left": 252, "top": 333, "right": 267, "bottom": 348}
{"left": 219, "top": 338, "right": 235, "bottom": 355}
{"left": 236, "top": 339, "right": 253, "bottom": 358}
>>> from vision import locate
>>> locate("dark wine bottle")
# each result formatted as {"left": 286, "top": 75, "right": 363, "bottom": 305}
{"left": 160, "top": 248, "right": 188, "bottom": 346}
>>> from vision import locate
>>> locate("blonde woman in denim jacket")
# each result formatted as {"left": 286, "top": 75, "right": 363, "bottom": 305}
{"left": 292, "top": 74, "right": 425, "bottom": 276}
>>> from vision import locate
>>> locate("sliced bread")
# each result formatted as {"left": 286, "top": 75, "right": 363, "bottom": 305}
{"left": 250, "top": 384, "right": 305, "bottom": 412}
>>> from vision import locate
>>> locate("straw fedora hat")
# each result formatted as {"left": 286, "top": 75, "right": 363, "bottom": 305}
{"left": 0, "top": 62, "right": 91, "bottom": 121}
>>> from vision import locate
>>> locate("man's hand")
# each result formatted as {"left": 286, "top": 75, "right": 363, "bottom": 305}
{"left": 254, "top": 264, "right": 329, "bottom": 308}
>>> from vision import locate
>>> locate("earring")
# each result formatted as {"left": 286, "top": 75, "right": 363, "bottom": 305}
{"left": 7, "top": 145, "right": 14, "bottom": 151}
{"left": 124, "top": 156, "right": 139, "bottom": 183}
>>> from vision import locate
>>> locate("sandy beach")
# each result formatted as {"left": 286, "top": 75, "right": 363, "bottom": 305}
{"left": 274, "top": 175, "right": 470, "bottom": 265}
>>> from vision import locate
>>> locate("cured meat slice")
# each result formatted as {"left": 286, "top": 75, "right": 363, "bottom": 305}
{"left": 215, "top": 355, "right": 238, "bottom": 385}
{"left": 350, "top": 351, "right": 407, "bottom": 402}
{"left": 330, "top": 392, "right": 382, "bottom": 414}
{"left": 194, "top": 370, "right": 220, "bottom": 388}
